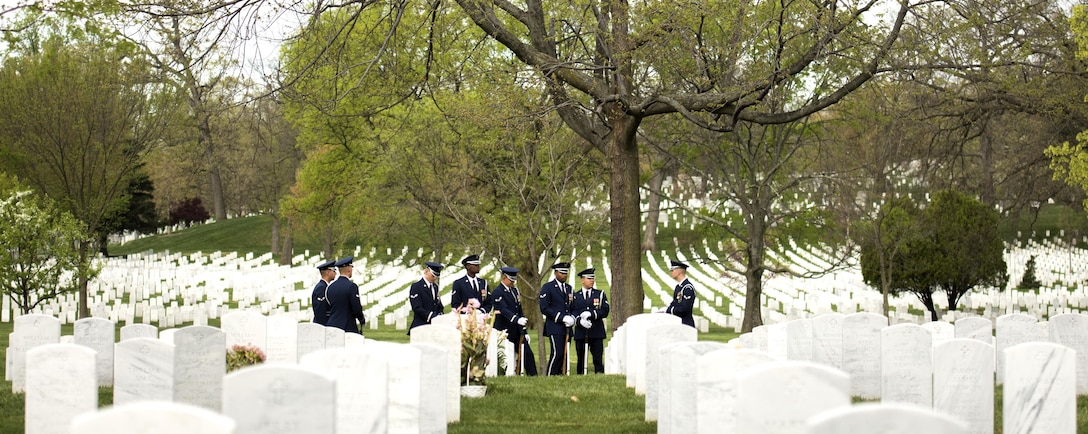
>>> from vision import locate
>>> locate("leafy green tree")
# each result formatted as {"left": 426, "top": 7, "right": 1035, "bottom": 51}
{"left": 855, "top": 195, "right": 926, "bottom": 320}
{"left": 0, "top": 22, "right": 171, "bottom": 317}
{"left": 0, "top": 186, "right": 96, "bottom": 315}
{"left": 1018, "top": 255, "right": 1042, "bottom": 290}
{"left": 858, "top": 189, "right": 1007, "bottom": 320}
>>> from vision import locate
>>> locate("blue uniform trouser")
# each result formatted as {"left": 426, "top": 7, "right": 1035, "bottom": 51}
{"left": 547, "top": 334, "right": 568, "bottom": 375}
{"left": 575, "top": 338, "right": 604, "bottom": 374}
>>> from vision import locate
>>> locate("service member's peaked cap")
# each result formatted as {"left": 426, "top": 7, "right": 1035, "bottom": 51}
{"left": 461, "top": 254, "right": 481, "bottom": 266}
{"left": 551, "top": 262, "right": 571, "bottom": 274}
{"left": 335, "top": 256, "right": 355, "bottom": 268}
{"left": 425, "top": 261, "right": 445, "bottom": 276}
{"left": 316, "top": 260, "right": 336, "bottom": 271}
{"left": 577, "top": 268, "right": 595, "bottom": 278}
{"left": 668, "top": 260, "right": 689, "bottom": 270}
{"left": 500, "top": 266, "right": 519, "bottom": 280}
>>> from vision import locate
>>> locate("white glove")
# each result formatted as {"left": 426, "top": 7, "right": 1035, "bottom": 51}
{"left": 562, "top": 315, "right": 575, "bottom": 327}
{"left": 580, "top": 318, "right": 592, "bottom": 329}
{"left": 579, "top": 311, "right": 591, "bottom": 320}
{"left": 517, "top": 317, "right": 528, "bottom": 326}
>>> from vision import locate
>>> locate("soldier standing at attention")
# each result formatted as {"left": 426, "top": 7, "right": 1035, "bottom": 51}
{"left": 408, "top": 261, "right": 446, "bottom": 334}
{"left": 572, "top": 267, "right": 609, "bottom": 374}
{"left": 490, "top": 266, "right": 538, "bottom": 376}
{"left": 540, "top": 262, "right": 575, "bottom": 375}
{"left": 451, "top": 254, "right": 490, "bottom": 313}
{"left": 310, "top": 260, "right": 336, "bottom": 325}
{"left": 656, "top": 260, "right": 696, "bottom": 327}
{"left": 326, "top": 256, "right": 366, "bottom": 334}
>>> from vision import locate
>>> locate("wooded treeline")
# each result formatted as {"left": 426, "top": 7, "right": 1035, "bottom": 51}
{"left": 1, "top": 0, "right": 1088, "bottom": 331}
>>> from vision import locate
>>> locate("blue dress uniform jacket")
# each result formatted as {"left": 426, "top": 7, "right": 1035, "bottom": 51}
{"left": 326, "top": 276, "right": 366, "bottom": 333}
{"left": 311, "top": 279, "right": 331, "bottom": 325}
{"left": 490, "top": 283, "right": 527, "bottom": 341}
{"left": 571, "top": 288, "right": 609, "bottom": 340}
{"left": 539, "top": 279, "right": 573, "bottom": 337}
{"left": 450, "top": 275, "right": 491, "bottom": 313}
{"left": 408, "top": 278, "right": 444, "bottom": 333}
{"left": 667, "top": 278, "right": 696, "bottom": 327}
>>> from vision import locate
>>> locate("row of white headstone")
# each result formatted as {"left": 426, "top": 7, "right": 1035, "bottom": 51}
{"left": 9, "top": 312, "right": 475, "bottom": 434}
{"left": 604, "top": 312, "right": 1078, "bottom": 434}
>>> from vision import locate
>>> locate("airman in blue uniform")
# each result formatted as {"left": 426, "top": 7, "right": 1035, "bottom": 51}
{"left": 451, "top": 254, "right": 490, "bottom": 313}
{"left": 490, "top": 266, "right": 537, "bottom": 376}
{"left": 310, "top": 260, "right": 336, "bottom": 325}
{"left": 571, "top": 268, "right": 609, "bottom": 374}
{"left": 325, "top": 256, "right": 366, "bottom": 334}
{"left": 540, "top": 262, "right": 574, "bottom": 375}
{"left": 660, "top": 260, "right": 696, "bottom": 327}
{"left": 408, "top": 261, "right": 446, "bottom": 334}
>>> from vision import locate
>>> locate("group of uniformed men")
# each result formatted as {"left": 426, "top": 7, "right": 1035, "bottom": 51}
{"left": 309, "top": 253, "right": 697, "bottom": 375}
{"left": 310, "top": 256, "right": 367, "bottom": 334}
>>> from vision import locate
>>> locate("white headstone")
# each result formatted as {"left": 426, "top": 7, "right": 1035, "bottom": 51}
{"left": 736, "top": 361, "right": 851, "bottom": 434}
{"left": 223, "top": 365, "right": 334, "bottom": 434}
{"left": 1003, "top": 342, "right": 1076, "bottom": 434}
{"left": 624, "top": 313, "right": 681, "bottom": 390}
{"left": 785, "top": 319, "right": 813, "bottom": 361}
{"left": 300, "top": 348, "right": 388, "bottom": 434}
{"left": 842, "top": 312, "right": 884, "bottom": 399}
{"left": 644, "top": 323, "right": 697, "bottom": 421}
{"left": 73, "top": 317, "right": 115, "bottom": 386}
{"left": 752, "top": 325, "right": 769, "bottom": 353}
{"left": 805, "top": 403, "right": 968, "bottom": 434}
{"left": 659, "top": 342, "right": 727, "bottom": 434}
{"left": 370, "top": 342, "right": 423, "bottom": 434}
{"left": 696, "top": 348, "right": 775, "bottom": 434}
{"left": 811, "top": 313, "right": 844, "bottom": 370}
{"left": 12, "top": 314, "right": 62, "bottom": 393}
{"left": 221, "top": 310, "right": 267, "bottom": 352}
{"left": 995, "top": 313, "right": 1043, "bottom": 384}
{"left": 114, "top": 337, "right": 174, "bottom": 405}
{"left": 1047, "top": 313, "right": 1088, "bottom": 394}
{"left": 921, "top": 321, "right": 954, "bottom": 347}
{"left": 324, "top": 326, "right": 346, "bottom": 349}
{"left": 296, "top": 322, "right": 326, "bottom": 358}
{"left": 409, "top": 324, "right": 461, "bottom": 423}
{"left": 880, "top": 323, "right": 932, "bottom": 407}
{"left": 933, "top": 339, "right": 994, "bottom": 434}
{"left": 71, "top": 402, "right": 235, "bottom": 434}
{"left": 120, "top": 323, "right": 158, "bottom": 341}
{"left": 26, "top": 344, "right": 97, "bottom": 434}
{"left": 954, "top": 316, "right": 993, "bottom": 344}
{"left": 411, "top": 343, "right": 449, "bottom": 434}
{"left": 430, "top": 314, "right": 459, "bottom": 329}
{"left": 173, "top": 325, "right": 225, "bottom": 411}
{"left": 265, "top": 315, "right": 298, "bottom": 363}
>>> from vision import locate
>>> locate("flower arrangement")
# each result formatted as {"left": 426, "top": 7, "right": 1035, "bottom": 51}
{"left": 458, "top": 302, "right": 504, "bottom": 386}
{"left": 226, "top": 344, "right": 266, "bottom": 372}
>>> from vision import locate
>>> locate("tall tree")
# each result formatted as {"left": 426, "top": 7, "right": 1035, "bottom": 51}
{"left": 0, "top": 24, "right": 172, "bottom": 317}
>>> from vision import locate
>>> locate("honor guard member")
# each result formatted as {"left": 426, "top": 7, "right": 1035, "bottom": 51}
{"left": 325, "top": 256, "right": 367, "bottom": 334}
{"left": 571, "top": 268, "right": 609, "bottom": 374}
{"left": 540, "top": 262, "right": 575, "bottom": 375}
{"left": 310, "top": 260, "right": 337, "bottom": 325}
{"left": 490, "top": 266, "right": 538, "bottom": 376}
{"left": 655, "top": 260, "right": 696, "bottom": 327}
{"left": 451, "top": 254, "right": 490, "bottom": 313}
{"left": 408, "top": 261, "right": 446, "bottom": 334}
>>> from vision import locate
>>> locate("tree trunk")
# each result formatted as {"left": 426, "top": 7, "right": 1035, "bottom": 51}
{"left": 279, "top": 228, "right": 294, "bottom": 266}
{"left": 77, "top": 239, "right": 91, "bottom": 319}
{"left": 271, "top": 214, "right": 281, "bottom": 254}
{"left": 979, "top": 125, "right": 995, "bottom": 206}
{"left": 199, "top": 113, "right": 227, "bottom": 221}
{"left": 609, "top": 114, "right": 643, "bottom": 331}
{"left": 641, "top": 169, "right": 665, "bottom": 252}
{"left": 918, "top": 292, "right": 937, "bottom": 321}
{"left": 740, "top": 214, "right": 767, "bottom": 332}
